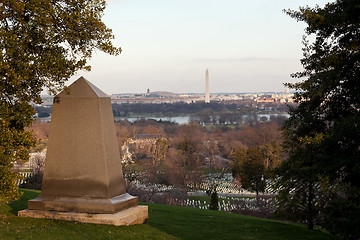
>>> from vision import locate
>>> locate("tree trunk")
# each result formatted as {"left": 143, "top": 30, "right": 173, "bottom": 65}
{"left": 307, "top": 181, "right": 314, "bottom": 230}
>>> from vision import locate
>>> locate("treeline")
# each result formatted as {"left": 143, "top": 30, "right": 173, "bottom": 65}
{"left": 34, "top": 102, "right": 248, "bottom": 118}
{"left": 190, "top": 110, "right": 288, "bottom": 125}
{"left": 112, "top": 102, "right": 241, "bottom": 116}
{"left": 113, "top": 116, "right": 285, "bottom": 190}
{"left": 111, "top": 102, "right": 291, "bottom": 117}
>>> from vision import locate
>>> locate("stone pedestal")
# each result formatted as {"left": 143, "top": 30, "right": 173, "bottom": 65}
{"left": 18, "top": 77, "right": 148, "bottom": 225}
{"left": 18, "top": 206, "right": 148, "bottom": 226}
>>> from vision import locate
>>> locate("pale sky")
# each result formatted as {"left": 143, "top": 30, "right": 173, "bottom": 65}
{"left": 69, "top": 0, "right": 332, "bottom": 94}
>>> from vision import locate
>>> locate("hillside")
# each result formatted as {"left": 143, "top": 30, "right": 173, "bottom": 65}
{"left": 0, "top": 189, "right": 338, "bottom": 240}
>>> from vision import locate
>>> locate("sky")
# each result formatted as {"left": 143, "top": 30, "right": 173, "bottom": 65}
{"left": 69, "top": 0, "right": 332, "bottom": 94}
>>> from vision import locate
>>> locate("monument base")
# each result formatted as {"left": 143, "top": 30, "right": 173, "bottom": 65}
{"left": 27, "top": 193, "right": 138, "bottom": 214}
{"left": 18, "top": 205, "right": 148, "bottom": 226}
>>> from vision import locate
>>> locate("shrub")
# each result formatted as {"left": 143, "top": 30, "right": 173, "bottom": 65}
{"left": 209, "top": 191, "right": 219, "bottom": 210}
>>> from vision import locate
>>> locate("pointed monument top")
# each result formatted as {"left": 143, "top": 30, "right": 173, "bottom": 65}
{"left": 57, "top": 76, "right": 109, "bottom": 98}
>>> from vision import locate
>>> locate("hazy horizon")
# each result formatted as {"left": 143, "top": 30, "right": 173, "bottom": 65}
{"left": 63, "top": 0, "right": 332, "bottom": 95}
{"left": 42, "top": 89, "right": 293, "bottom": 97}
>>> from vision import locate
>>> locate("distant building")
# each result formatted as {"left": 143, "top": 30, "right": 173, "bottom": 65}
{"left": 256, "top": 97, "right": 276, "bottom": 103}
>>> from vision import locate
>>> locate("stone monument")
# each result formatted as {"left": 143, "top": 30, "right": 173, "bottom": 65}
{"left": 18, "top": 77, "right": 148, "bottom": 225}
{"left": 205, "top": 68, "right": 210, "bottom": 103}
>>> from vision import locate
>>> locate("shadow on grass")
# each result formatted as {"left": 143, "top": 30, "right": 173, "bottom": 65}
{"left": 8, "top": 189, "right": 40, "bottom": 215}
{"left": 143, "top": 203, "right": 338, "bottom": 240}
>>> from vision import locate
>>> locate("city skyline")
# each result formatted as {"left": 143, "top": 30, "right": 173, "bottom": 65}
{"left": 66, "top": 0, "right": 332, "bottom": 95}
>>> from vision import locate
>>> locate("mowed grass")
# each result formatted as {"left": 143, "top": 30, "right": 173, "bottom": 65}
{"left": 0, "top": 189, "right": 338, "bottom": 240}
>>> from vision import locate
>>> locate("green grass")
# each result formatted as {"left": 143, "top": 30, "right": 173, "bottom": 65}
{"left": 0, "top": 189, "right": 338, "bottom": 240}
{"left": 188, "top": 195, "right": 210, "bottom": 202}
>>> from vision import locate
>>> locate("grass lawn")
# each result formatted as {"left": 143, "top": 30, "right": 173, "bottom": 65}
{"left": 0, "top": 189, "right": 338, "bottom": 240}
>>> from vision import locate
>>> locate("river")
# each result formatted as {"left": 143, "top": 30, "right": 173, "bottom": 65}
{"left": 114, "top": 113, "right": 289, "bottom": 125}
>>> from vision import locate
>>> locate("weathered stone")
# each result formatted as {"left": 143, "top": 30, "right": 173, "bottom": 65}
{"left": 18, "top": 77, "right": 148, "bottom": 225}
{"left": 27, "top": 193, "right": 138, "bottom": 214}
{"left": 18, "top": 205, "right": 148, "bottom": 226}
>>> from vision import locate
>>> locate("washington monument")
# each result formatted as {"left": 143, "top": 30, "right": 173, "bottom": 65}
{"left": 205, "top": 68, "right": 210, "bottom": 103}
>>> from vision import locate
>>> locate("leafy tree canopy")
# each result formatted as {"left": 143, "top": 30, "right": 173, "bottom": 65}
{"left": 0, "top": 0, "right": 120, "bottom": 203}
{"left": 277, "top": 0, "right": 360, "bottom": 237}
{"left": 232, "top": 147, "right": 267, "bottom": 198}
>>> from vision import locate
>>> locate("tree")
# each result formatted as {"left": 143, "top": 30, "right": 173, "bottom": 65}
{"left": 174, "top": 137, "right": 204, "bottom": 187}
{"left": 259, "top": 142, "right": 282, "bottom": 170}
{"left": 149, "top": 138, "right": 169, "bottom": 184}
{"left": 232, "top": 147, "right": 267, "bottom": 199}
{"left": 166, "top": 124, "right": 206, "bottom": 188}
{"left": 277, "top": 0, "right": 360, "bottom": 237}
{"left": 0, "top": 0, "right": 120, "bottom": 203}
{"left": 274, "top": 135, "right": 325, "bottom": 230}
{"left": 19, "top": 152, "right": 46, "bottom": 190}
{"left": 196, "top": 110, "right": 212, "bottom": 125}
{"left": 209, "top": 191, "right": 219, "bottom": 210}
